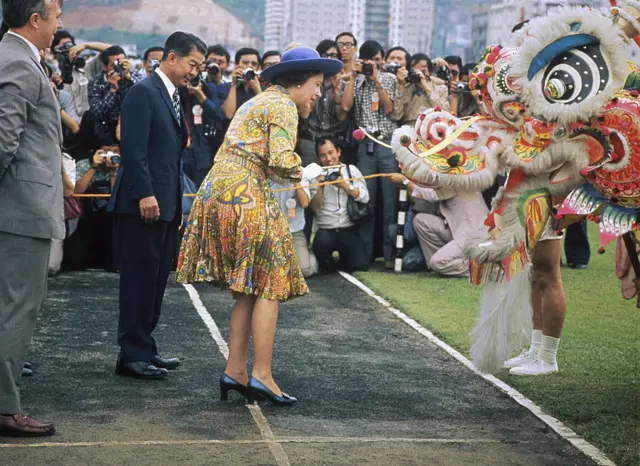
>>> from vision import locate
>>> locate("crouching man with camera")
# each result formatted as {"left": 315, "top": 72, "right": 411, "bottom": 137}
{"left": 310, "top": 137, "right": 370, "bottom": 273}
{"left": 391, "top": 53, "right": 449, "bottom": 126}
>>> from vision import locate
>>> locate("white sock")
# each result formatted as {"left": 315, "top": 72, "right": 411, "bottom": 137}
{"left": 539, "top": 335, "right": 560, "bottom": 364}
{"left": 528, "top": 329, "right": 543, "bottom": 357}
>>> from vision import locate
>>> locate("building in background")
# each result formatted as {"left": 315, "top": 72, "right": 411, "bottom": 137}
{"left": 471, "top": 0, "right": 605, "bottom": 62}
{"left": 264, "top": 0, "right": 435, "bottom": 54}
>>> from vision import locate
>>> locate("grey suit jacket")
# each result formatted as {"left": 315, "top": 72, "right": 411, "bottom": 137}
{"left": 0, "top": 33, "right": 64, "bottom": 240}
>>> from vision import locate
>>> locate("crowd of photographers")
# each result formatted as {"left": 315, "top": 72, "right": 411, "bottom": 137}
{"left": 45, "top": 29, "right": 589, "bottom": 278}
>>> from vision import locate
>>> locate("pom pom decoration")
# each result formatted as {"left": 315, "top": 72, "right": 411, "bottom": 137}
{"left": 399, "top": 135, "right": 412, "bottom": 147}
{"left": 352, "top": 128, "right": 366, "bottom": 141}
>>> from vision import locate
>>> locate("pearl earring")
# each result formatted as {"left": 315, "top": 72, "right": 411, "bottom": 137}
{"left": 297, "top": 85, "right": 301, "bottom": 88}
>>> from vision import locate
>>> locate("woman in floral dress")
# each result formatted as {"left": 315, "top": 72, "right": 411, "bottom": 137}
{"left": 177, "top": 47, "right": 342, "bottom": 405}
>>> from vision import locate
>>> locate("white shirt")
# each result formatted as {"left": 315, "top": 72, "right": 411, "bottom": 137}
{"left": 270, "top": 180, "right": 311, "bottom": 234}
{"left": 310, "top": 165, "right": 370, "bottom": 230}
{"left": 155, "top": 68, "right": 176, "bottom": 98}
{"left": 7, "top": 30, "right": 40, "bottom": 62}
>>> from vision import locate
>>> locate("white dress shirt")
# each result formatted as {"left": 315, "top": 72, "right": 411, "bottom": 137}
{"left": 155, "top": 68, "right": 176, "bottom": 97}
{"left": 310, "top": 165, "right": 370, "bottom": 230}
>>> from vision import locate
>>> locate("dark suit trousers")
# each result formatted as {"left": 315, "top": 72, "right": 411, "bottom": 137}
{"left": 0, "top": 232, "right": 50, "bottom": 414}
{"left": 564, "top": 221, "right": 590, "bottom": 267}
{"left": 114, "top": 214, "right": 178, "bottom": 362}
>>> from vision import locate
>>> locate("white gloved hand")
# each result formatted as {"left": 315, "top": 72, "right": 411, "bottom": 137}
{"left": 302, "top": 163, "right": 325, "bottom": 182}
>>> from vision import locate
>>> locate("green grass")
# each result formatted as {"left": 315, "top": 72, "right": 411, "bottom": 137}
{"left": 354, "top": 230, "right": 640, "bottom": 466}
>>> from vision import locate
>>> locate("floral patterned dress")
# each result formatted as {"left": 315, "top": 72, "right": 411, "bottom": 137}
{"left": 176, "top": 86, "right": 309, "bottom": 301}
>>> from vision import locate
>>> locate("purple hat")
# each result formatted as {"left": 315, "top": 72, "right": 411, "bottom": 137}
{"left": 260, "top": 46, "right": 343, "bottom": 82}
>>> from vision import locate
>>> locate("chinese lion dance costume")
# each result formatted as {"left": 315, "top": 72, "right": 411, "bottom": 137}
{"left": 390, "top": 2, "right": 640, "bottom": 373}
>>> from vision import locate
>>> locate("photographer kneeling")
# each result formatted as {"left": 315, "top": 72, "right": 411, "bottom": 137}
{"left": 63, "top": 145, "right": 120, "bottom": 272}
{"left": 310, "top": 137, "right": 370, "bottom": 273}
{"left": 391, "top": 53, "right": 449, "bottom": 126}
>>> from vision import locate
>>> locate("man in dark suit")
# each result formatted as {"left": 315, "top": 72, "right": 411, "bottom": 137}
{"left": 0, "top": 0, "right": 63, "bottom": 437}
{"left": 108, "top": 32, "right": 206, "bottom": 380}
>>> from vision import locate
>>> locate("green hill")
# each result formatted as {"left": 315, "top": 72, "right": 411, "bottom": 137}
{"left": 2, "top": 0, "right": 265, "bottom": 38}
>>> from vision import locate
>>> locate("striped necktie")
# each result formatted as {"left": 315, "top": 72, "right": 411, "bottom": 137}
{"left": 172, "top": 89, "right": 181, "bottom": 127}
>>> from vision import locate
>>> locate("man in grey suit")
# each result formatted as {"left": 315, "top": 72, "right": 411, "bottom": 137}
{"left": 0, "top": 0, "right": 64, "bottom": 437}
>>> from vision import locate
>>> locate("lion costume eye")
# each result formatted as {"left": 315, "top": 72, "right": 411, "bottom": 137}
{"left": 542, "top": 43, "right": 609, "bottom": 105}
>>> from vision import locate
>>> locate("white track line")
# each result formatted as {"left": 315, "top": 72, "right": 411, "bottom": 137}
{"left": 338, "top": 272, "right": 617, "bottom": 466}
{"left": 0, "top": 437, "right": 531, "bottom": 449}
{"left": 182, "top": 284, "right": 291, "bottom": 466}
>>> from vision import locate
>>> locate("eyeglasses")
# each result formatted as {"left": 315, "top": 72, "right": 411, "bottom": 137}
{"left": 322, "top": 53, "right": 339, "bottom": 59}
{"left": 337, "top": 42, "right": 355, "bottom": 49}
{"left": 450, "top": 69, "right": 460, "bottom": 77}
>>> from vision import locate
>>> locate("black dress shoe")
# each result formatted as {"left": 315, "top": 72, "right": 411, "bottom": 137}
{"left": 151, "top": 355, "right": 181, "bottom": 370}
{"left": 115, "top": 360, "right": 168, "bottom": 380}
{"left": 22, "top": 367, "right": 33, "bottom": 377}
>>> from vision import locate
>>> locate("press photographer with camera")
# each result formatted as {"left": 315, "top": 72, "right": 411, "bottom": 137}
{"left": 221, "top": 47, "right": 262, "bottom": 120}
{"left": 142, "top": 46, "right": 164, "bottom": 77}
{"left": 51, "top": 29, "right": 112, "bottom": 117}
{"left": 341, "top": 40, "right": 399, "bottom": 268}
{"left": 385, "top": 46, "right": 410, "bottom": 70}
{"left": 391, "top": 52, "right": 449, "bottom": 126}
{"left": 180, "top": 62, "right": 225, "bottom": 187}
{"left": 205, "top": 44, "right": 231, "bottom": 85}
{"left": 310, "top": 137, "right": 370, "bottom": 273}
{"left": 456, "top": 62, "right": 480, "bottom": 118}
{"left": 63, "top": 144, "right": 120, "bottom": 272}
{"left": 88, "top": 45, "right": 144, "bottom": 146}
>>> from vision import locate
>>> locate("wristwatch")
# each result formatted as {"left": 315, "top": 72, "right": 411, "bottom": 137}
{"left": 349, "top": 184, "right": 355, "bottom": 191}
{"left": 402, "top": 178, "right": 410, "bottom": 186}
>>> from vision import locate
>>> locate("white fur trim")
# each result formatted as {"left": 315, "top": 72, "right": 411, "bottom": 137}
{"left": 470, "top": 266, "right": 533, "bottom": 374}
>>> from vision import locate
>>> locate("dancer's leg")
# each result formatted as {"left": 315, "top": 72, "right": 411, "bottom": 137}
{"left": 250, "top": 298, "right": 282, "bottom": 394}
{"left": 224, "top": 293, "right": 256, "bottom": 384}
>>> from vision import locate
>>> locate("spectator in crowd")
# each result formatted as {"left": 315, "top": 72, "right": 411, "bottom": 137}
{"left": 261, "top": 50, "right": 281, "bottom": 69}
{"left": 298, "top": 39, "right": 349, "bottom": 166}
{"left": 63, "top": 145, "right": 120, "bottom": 271}
{"left": 386, "top": 173, "right": 489, "bottom": 277}
{"left": 180, "top": 66, "right": 226, "bottom": 187}
{"left": 205, "top": 44, "right": 231, "bottom": 85}
{"left": 456, "top": 62, "right": 480, "bottom": 117}
{"left": 270, "top": 177, "right": 318, "bottom": 278}
{"left": 42, "top": 57, "right": 81, "bottom": 139}
{"left": 443, "top": 55, "right": 462, "bottom": 92}
{"left": 391, "top": 52, "right": 449, "bottom": 126}
{"left": 335, "top": 31, "right": 357, "bottom": 75}
{"left": 564, "top": 221, "right": 590, "bottom": 269}
{"left": 88, "top": 45, "right": 143, "bottom": 146}
{"left": 142, "top": 46, "right": 164, "bottom": 77}
{"left": 311, "top": 137, "right": 370, "bottom": 273}
{"left": 221, "top": 47, "right": 262, "bottom": 120}
{"left": 385, "top": 45, "right": 410, "bottom": 69}
{"left": 51, "top": 29, "right": 111, "bottom": 117}
{"left": 342, "top": 39, "right": 398, "bottom": 267}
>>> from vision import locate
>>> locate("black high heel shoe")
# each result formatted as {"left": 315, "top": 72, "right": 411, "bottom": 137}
{"left": 220, "top": 374, "right": 253, "bottom": 401}
{"left": 247, "top": 376, "right": 297, "bottom": 406}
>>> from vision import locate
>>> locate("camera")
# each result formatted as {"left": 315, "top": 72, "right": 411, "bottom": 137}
{"left": 456, "top": 81, "right": 470, "bottom": 93}
{"left": 434, "top": 65, "right": 451, "bottom": 82}
{"left": 361, "top": 63, "right": 374, "bottom": 78}
{"left": 385, "top": 62, "right": 401, "bottom": 75}
{"left": 409, "top": 71, "right": 423, "bottom": 84}
{"left": 113, "top": 60, "right": 123, "bottom": 75}
{"left": 148, "top": 59, "right": 161, "bottom": 72}
{"left": 325, "top": 169, "right": 341, "bottom": 182}
{"left": 54, "top": 41, "right": 86, "bottom": 85}
{"left": 206, "top": 61, "right": 220, "bottom": 75}
{"left": 103, "top": 151, "right": 120, "bottom": 166}
{"left": 240, "top": 68, "right": 258, "bottom": 82}
{"left": 190, "top": 76, "right": 202, "bottom": 87}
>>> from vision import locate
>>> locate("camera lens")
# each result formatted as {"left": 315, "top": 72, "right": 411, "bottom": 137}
{"left": 111, "top": 156, "right": 121, "bottom": 165}
{"left": 243, "top": 69, "right": 256, "bottom": 81}
{"left": 326, "top": 171, "right": 341, "bottom": 182}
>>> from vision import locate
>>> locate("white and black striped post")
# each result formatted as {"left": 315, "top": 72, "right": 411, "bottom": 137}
{"left": 394, "top": 188, "right": 409, "bottom": 272}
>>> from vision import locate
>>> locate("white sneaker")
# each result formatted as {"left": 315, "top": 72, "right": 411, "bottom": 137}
{"left": 509, "top": 358, "right": 558, "bottom": 376}
{"left": 503, "top": 350, "right": 536, "bottom": 369}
